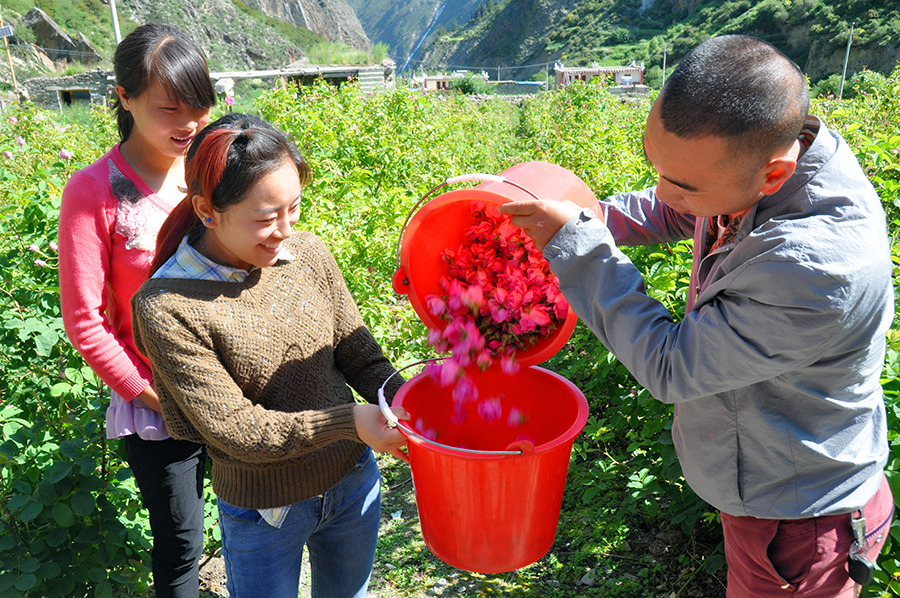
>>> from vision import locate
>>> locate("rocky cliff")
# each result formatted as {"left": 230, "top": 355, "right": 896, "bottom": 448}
{"left": 241, "top": 0, "right": 370, "bottom": 51}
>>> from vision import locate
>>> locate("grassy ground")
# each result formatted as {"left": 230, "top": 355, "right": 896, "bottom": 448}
{"left": 190, "top": 448, "right": 726, "bottom": 598}
{"left": 369, "top": 450, "right": 727, "bottom": 598}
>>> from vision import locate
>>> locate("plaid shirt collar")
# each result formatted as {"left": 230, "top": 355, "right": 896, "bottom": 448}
{"left": 153, "top": 235, "right": 294, "bottom": 282}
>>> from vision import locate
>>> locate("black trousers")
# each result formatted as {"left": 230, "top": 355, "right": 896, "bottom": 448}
{"left": 124, "top": 434, "right": 207, "bottom": 598}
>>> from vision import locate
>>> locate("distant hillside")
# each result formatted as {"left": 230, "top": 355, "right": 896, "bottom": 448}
{"left": 416, "top": 0, "right": 900, "bottom": 84}
{"left": 0, "top": 0, "right": 372, "bottom": 87}
{"left": 346, "top": 0, "right": 483, "bottom": 71}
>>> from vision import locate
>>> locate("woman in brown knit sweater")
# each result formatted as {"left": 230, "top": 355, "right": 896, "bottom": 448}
{"left": 131, "top": 113, "right": 409, "bottom": 598}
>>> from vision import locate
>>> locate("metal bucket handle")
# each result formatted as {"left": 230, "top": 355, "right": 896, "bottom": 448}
{"left": 378, "top": 359, "right": 534, "bottom": 457}
{"left": 392, "top": 174, "right": 543, "bottom": 278}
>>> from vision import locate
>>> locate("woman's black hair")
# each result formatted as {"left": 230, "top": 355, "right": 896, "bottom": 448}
{"left": 113, "top": 23, "right": 217, "bottom": 142}
{"left": 152, "top": 114, "right": 312, "bottom": 274}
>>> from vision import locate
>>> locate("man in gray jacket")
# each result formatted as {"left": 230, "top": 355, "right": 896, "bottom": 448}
{"left": 500, "top": 35, "right": 893, "bottom": 597}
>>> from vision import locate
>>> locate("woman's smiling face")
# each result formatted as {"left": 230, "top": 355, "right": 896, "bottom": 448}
{"left": 198, "top": 159, "right": 302, "bottom": 271}
{"left": 118, "top": 79, "right": 210, "bottom": 159}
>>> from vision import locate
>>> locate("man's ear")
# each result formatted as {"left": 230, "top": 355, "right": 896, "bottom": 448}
{"left": 760, "top": 150, "right": 799, "bottom": 196}
{"left": 191, "top": 194, "right": 215, "bottom": 227}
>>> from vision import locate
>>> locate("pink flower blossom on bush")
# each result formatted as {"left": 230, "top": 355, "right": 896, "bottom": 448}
{"left": 7, "top": 116, "right": 17, "bottom": 125}
{"left": 28, "top": 244, "right": 40, "bottom": 252}
{"left": 16, "top": 136, "right": 24, "bottom": 147}
{"left": 34, "top": 259, "right": 47, "bottom": 268}
{"left": 49, "top": 241, "right": 58, "bottom": 252}
{"left": 3, "top": 151, "right": 11, "bottom": 159}
{"left": 224, "top": 96, "right": 235, "bottom": 106}
{"left": 59, "top": 149, "right": 74, "bottom": 159}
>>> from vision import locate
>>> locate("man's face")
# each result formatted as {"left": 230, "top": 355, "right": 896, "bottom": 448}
{"left": 642, "top": 97, "right": 768, "bottom": 218}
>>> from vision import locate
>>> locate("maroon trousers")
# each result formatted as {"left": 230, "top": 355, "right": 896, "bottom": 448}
{"left": 722, "top": 474, "right": 893, "bottom": 597}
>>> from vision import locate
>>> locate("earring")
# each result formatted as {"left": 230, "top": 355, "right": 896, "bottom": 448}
{"left": 204, "top": 217, "right": 212, "bottom": 225}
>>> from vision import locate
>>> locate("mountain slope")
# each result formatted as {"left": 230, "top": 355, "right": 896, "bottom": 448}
{"left": 417, "top": 0, "right": 900, "bottom": 83}
{"left": 346, "top": 0, "right": 483, "bottom": 69}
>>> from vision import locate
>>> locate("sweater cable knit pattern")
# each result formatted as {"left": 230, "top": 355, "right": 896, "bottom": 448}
{"left": 132, "top": 232, "right": 403, "bottom": 509}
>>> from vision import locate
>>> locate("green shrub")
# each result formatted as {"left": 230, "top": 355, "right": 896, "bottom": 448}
{"left": 1, "top": 69, "right": 899, "bottom": 596}
{"left": 448, "top": 73, "right": 497, "bottom": 95}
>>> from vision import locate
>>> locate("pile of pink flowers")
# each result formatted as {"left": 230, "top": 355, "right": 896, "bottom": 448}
{"left": 422, "top": 200, "right": 569, "bottom": 428}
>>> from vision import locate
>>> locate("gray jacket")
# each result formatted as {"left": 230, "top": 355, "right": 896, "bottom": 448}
{"left": 544, "top": 118, "right": 892, "bottom": 518}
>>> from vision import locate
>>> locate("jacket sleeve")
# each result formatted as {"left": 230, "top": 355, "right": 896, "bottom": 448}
{"left": 543, "top": 209, "right": 853, "bottom": 403}
{"left": 132, "top": 287, "right": 361, "bottom": 463}
{"left": 603, "top": 187, "right": 697, "bottom": 246}
{"left": 58, "top": 167, "right": 152, "bottom": 400}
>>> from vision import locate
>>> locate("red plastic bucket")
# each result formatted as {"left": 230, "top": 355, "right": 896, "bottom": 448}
{"left": 387, "top": 162, "right": 595, "bottom": 572}
{"left": 392, "top": 364, "right": 589, "bottom": 573}
{"left": 392, "top": 161, "right": 599, "bottom": 365}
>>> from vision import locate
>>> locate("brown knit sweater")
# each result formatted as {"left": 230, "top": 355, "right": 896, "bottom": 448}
{"left": 131, "top": 232, "right": 403, "bottom": 509}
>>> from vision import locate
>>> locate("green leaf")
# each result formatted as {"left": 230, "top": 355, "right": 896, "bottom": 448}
{"left": 37, "top": 560, "right": 61, "bottom": 579}
{"left": 95, "top": 580, "right": 113, "bottom": 598}
{"left": 60, "top": 440, "right": 82, "bottom": 460}
{"left": 18, "top": 558, "right": 38, "bottom": 573}
{"left": 46, "top": 526, "right": 67, "bottom": 548}
{"left": 45, "top": 461, "right": 72, "bottom": 483}
{"left": 6, "top": 495, "right": 28, "bottom": 511}
{"left": 87, "top": 566, "right": 107, "bottom": 583}
{"left": 34, "top": 331, "right": 57, "bottom": 356}
{"left": 50, "top": 382, "right": 72, "bottom": 397}
{"left": 19, "top": 500, "right": 42, "bottom": 522}
{"left": 51, "top": 503, "right": 75, "bottom": 527}
{"left": 10, "top": 481, "right": 31, "bottom": 495}
{"left": 70, "top": 491, "right": 95, "bottom": 517}
{"left": 13, "top": 573, "right": 36, "bottom": 591}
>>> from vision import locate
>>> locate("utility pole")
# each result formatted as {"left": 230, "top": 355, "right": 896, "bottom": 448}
{"left": 110, "top": 0, "right": 122, "bottom": 44}
{"left": 839, "top": 22, "right": 854, "bottom": 100}
{"left": 661, "top": 40, "right": 667, "bottom": 90}
{"left": 0, "top": 7, "right": 16, "bottom": 91}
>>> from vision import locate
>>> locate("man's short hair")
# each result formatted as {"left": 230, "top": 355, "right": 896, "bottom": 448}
{"left": 660, "top": 35, "right": 810, "bottom": 164}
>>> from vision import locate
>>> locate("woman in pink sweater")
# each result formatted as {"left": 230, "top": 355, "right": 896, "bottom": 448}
{"left": 58, "top": 24, "right": 215, "bottom": 598}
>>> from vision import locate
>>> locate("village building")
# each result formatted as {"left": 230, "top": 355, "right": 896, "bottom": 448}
{"left": 554, "top": 62, "right": 649, "bottom": 95}
{"left": 21, "top": 60, "right": 396, "bottom": 110}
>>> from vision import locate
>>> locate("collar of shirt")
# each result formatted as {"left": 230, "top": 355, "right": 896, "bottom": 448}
{"left": 152, "top": 235, "right": 294, "bottom": 282}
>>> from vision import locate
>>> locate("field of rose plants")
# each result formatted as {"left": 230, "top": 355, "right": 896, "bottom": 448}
{"left": 1, "top": 71, "right": 899, "bottom": 597}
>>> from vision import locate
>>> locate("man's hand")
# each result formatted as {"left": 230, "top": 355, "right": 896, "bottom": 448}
{"left": 353, "top": 404, "right": 411, "bottom": 463}
{"left": 497, "top": 199, "right": 583, "bottom": 251}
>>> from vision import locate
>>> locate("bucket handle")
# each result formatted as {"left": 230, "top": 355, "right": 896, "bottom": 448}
{"left": 378, "top": 358, "right": 533, "bottom": 457}
{"left": 393, "top": 174, "right": 543, "bottom": 281}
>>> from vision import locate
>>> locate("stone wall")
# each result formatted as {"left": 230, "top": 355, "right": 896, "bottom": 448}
{"left": 22, "top": 68, "right": 112, "bottom": 109}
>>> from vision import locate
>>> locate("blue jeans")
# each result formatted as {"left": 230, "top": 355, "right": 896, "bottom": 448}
{"left": 217, "top": 449, "right": 381, "bottom": 598}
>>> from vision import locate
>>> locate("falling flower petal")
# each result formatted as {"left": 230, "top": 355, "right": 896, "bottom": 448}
{"left": 477, "top": 397, "right": 502, "bottom": 424}
{"left": 501, "top": 354, "right": 520, "bottom": 376}
{"left": 508, "top": 407, "right": 527, "bottom": 428}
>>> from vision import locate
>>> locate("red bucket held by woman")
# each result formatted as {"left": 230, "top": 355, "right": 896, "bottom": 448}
{"left": 390, "top": 162, "right": 597, "bottom": 573}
